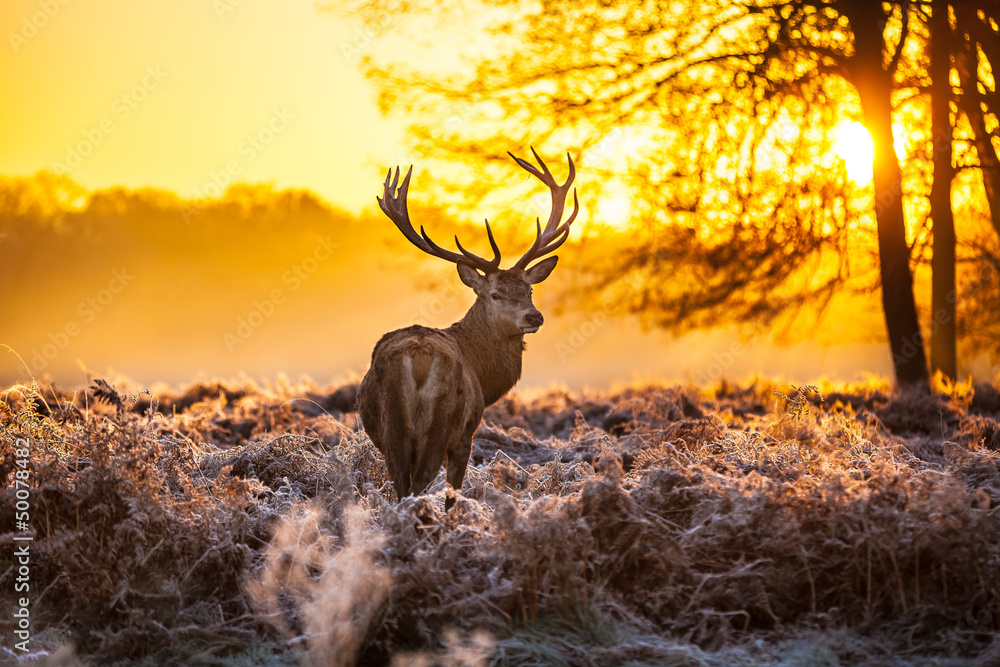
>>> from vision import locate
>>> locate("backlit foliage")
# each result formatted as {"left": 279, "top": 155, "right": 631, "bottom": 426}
{"left": 347, "top": 0, "right": 1000, "bottom": 357}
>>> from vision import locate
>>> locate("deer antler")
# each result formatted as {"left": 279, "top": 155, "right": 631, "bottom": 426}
{"left": 378, "top": 166, "right": 502, "bottom": 273}
{"left": 509, "top": 148, "right": 579, "bottom": 270}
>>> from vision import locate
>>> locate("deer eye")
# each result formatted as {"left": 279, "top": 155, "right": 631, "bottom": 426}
{"left": 491, "top": 293, "right": 502, "bottom": 301}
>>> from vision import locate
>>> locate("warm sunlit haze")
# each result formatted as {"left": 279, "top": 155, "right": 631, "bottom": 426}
{"left": 0, "top": 1, "right": 979, "bottom": 392}
{"left": 0, "top": 0, "right": 401, "bottom": 213}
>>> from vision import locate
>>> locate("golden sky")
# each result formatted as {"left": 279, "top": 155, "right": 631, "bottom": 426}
{"left": 0, "top": 0, "right": 941, "bottom": 389}
{"left": 0, "top": 0, "right": 403, "bottom": 214}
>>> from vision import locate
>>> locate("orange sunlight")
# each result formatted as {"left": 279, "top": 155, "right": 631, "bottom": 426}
{"left": 595, "top": 184, "right": 633, "bottom": 229}
{"left": 2, "top": 1, "right": 981, "bottom": 392}
{"left": 0, "top": 0, "right": 404, "bottom": 215}
{"left": 832, "top": 120, "right": 874, "bottom": 185}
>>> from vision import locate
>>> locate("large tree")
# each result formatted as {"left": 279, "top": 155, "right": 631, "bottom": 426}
{"left": 344, "top": 0, "right": 999, "bottom": 385}
{"left": 838, "top": 0, "right": 927, "bottom": 384}
{"left": 949, "top": 1, "right": 1000, "bottom": 371}
{"left": 929, "top": 0, "right": 957, "bottom": 379}
{"left": 953, "top": 1, "right": 1000, "bottom": 236}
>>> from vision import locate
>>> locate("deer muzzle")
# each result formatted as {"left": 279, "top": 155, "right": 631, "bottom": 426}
{"left": 521, "top": 309, "right": 544, "bottom": 333}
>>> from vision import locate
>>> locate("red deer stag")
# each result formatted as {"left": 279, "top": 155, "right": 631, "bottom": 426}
{"left": 358, "top": 149, "right": 579, "bottom": 508}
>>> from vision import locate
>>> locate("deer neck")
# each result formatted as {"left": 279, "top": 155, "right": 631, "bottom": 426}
{"left": 448, "top": 300, "right": 524, "bottom": 406}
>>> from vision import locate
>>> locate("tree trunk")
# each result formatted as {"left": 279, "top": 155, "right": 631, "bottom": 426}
{"left": 843, "top": 2, "right": 930, "bottom": 387}
{"left": 953, "top": 1, "right": 1000, "bottom": 239}
{"left": 957, "top": 74, "right": 1000, "bottom": 241}
{"left": 929, "top": 0, "right": 957, "bottom": 379}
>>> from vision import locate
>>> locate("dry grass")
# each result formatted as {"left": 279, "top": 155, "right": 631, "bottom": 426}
{"left": 1, "top": 375, "right": 999, "bottom": 665}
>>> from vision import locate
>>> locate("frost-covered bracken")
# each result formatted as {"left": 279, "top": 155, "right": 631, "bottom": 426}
{"left": 1, "top": 376, "right": 999, "bottom": 664}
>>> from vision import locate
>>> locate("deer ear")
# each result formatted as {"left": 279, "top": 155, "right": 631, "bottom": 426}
{"left": 457, "top": 263, "right": 485, "bottom": 291}
{"left": 525, "top": 256, "right": 558, "bottom": 284}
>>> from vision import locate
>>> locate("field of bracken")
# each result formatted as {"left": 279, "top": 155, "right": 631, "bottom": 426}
{"left": 2, "top": 376, "right": 1000, "bottom": 666}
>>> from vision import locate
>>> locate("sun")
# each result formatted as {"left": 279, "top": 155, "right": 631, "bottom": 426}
{"left": 832, "top": 120, "right": 874, "bottom": 185}
{"left": 595, "top": 186, "right": 633, "bottom": 229}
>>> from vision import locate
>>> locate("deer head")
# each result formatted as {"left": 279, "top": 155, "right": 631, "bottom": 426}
{"left": 377, "top": 148, "right": 579, "bottom": 338}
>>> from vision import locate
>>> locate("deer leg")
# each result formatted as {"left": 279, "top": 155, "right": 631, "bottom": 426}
{"left": 444, "top": 421, "right": 477, "bottom": 510}
{"left": 374, "top": 434, "right": 411, "bottom": 501}
{"left": 391, "top": 464, "right": 411, "bottom": 501}
{"left": 408, "top": 446, "right": 442, "bottom": 498}
{"left": 373, "top": 410, "right": 414, "bottom": 501}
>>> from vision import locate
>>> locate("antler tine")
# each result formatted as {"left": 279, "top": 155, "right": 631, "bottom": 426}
{"left": 455, "top": 219, "right": 501, "bottom": 270}
{"left": 377, "top": 165, "right": 502, "bottom": 273}
{"left": 532, "top": 190, "right": 578, "bottom": 257}
{"left": 511, "top": 149, "right": 579, "bottom": 270}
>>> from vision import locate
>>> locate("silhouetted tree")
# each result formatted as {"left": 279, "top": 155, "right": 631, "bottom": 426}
{"left": 929, "top": 0, "right": 957, "bottom": 379}
{"left": 833, "top": 1, "right": 926, "bottom": 385}
{"left": 344, "top": 0, "right": 998, "bottom": 385}
{"left": 950, "top": 1, "right": 1000, "bottom": 370}
{"left": 954, "top": 1, "right": 1000, "bottom": 236}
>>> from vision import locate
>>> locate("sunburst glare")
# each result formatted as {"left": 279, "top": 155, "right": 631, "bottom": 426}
{"left": 832, "top": 120, "right": 874, "bottom": 185}
{"left": 596, "top": 185, "right": 633, "bottom": 229}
